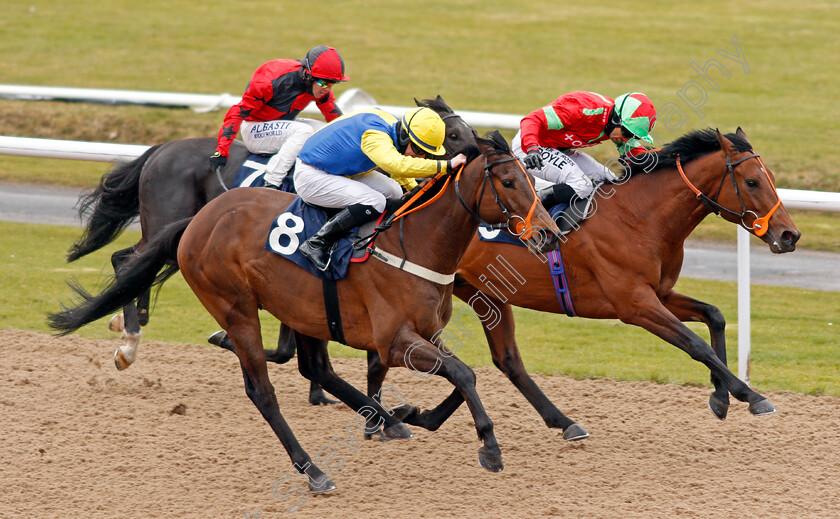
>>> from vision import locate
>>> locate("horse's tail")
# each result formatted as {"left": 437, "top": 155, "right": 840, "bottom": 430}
{"left": 66, "top": 144, "right": 162, "bottom": 262}
{"left": 48, "top": 217, "right": 192, "bottom": 336}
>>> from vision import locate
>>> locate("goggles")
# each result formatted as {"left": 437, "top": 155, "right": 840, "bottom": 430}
{"left": 314, "top": 78, "right": 337, "bottom": 88}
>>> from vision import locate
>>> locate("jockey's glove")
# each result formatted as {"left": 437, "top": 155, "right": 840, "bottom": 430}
{"left": 209, "top": 151, "right": 227, "bottom": 170}
{"left": 523, "top": 149, "right": 544, "bottom": 170}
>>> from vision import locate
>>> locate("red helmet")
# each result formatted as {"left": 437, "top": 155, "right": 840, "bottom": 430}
{"left": 302, "top": 46, "right": 350, "bottom": 82}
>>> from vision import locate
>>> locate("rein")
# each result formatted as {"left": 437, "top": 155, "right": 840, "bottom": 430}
{"left": 676, "top": 153, "right": 781, "bottom": 237}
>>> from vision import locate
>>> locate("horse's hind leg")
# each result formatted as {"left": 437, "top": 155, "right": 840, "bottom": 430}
{"left": 389, "top": 327, "right": 503, "bottom": 472}
{"left": 110, "top": 245, "right": 142, "bottom": 370}
{"left": 455, "top": 283, "right": 588, "bottom": 440}
{"left": 662, "top": 291, "right": 730, "bottom": 419}
{"left": 294, "top": 332, "right": 412, "bottom": 440}
{"left": 136, "top": 288, "right": 151, "bottom": 326}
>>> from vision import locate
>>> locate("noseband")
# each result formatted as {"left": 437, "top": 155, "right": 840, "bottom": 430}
{"left": 677, "top": 153, "right": 781, "bottom": 237}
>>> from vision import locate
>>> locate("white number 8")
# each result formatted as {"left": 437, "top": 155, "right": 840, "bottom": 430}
{"left": 268, "top": 213, "right": 305, "bottom": 255}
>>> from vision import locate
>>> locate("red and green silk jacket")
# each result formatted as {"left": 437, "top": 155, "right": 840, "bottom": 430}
{"left": 519, "top": 91, "right": 646, "bottom": 157}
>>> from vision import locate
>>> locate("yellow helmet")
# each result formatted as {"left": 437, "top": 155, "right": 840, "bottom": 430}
{"left": 401, "top": 107, "right": 446, "bottom": 156}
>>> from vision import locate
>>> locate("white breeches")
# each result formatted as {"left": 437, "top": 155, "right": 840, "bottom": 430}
{"left": 293, "top": 159, "right": 403, "bottom": 213}
{"left": 241, "top": 118, "right": 326, "bottom": 186}
{"left": 512, "top": 131, "right": 616, "bottom": 198}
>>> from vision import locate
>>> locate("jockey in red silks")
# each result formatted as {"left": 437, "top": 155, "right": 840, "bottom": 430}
{"left": 209, "top": 46, "right": 349, "bottom": 189}
{"left": 513, "top": 91, "right": 657, "bottom": 207}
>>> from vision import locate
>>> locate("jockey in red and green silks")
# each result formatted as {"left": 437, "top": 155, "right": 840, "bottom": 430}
{"left": 514, "top": 91, "right": 657, "bottom": 206}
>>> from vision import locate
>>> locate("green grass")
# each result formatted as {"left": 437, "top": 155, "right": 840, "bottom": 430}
{"left": 2, "top": 1, "right": 839, "bottom": 396}
{"left": 5, "top": 221, "right": 839, "bottom": 396}
{"left": 1, "top": 0, "right": 839, "bottom": 189}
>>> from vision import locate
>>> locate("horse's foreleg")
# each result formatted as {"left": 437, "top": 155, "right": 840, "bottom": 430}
{"left": 479, "top": 296, "right": 588, "bottom": 440}
{"left": 226, "top": 323, "right": 336, "bottom": 493}
{"left": 110, "top": 245, "right": 142, "bottom": 370}
{"left": 389, "top": 328, "right": 503, "bottom": 472}
{"left": 265, "top": 323, "right": 297, "bottom": 364}
{"left": 294, "top": 333, "right": 412, "bottom": 440}
{"left": 366, "top": 349, "right": 390, "bottom": 400}
{"left": 662, "top": 291, "right": 730, "bottom": 419}
{"left": 264, "top": 324, "right": 337, "bottom": 406}
{"left": 362, "top": 350, "right": 391, "bottom": 440}
{"left": 620, "top": 294, "right": 774, "bottom": 416}
{"left": 454, "top": 282, "right": 587, "bottom": 439}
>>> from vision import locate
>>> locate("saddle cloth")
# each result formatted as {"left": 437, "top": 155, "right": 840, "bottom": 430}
{"left": 264, "top": 198, "right": 378, "bottom": 281}
{"left": 233, "top": 153, "right": 296, "bottom": 193}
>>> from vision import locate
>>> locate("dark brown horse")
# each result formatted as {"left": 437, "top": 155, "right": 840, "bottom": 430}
{"left": 363, "top": 128, "right": 801, "bottom": 436}
{"left": 49, "top": 131, "right": 561, "bottom": 491}
{"left": 64, "top": 97, "right": 476, "bottom": 405}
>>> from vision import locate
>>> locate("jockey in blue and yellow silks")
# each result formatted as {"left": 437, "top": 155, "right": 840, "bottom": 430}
{"left": 294, "top": 107, "right": 467, "bottom": 271}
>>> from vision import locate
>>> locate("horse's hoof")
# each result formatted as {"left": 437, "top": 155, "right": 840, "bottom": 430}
{"left": 390, "top": 404, "right": 420, "bottom": 423}
{"left": 364, "top": 429, "right": 389, "bottom": 442}
{"left": 113, "top": 349, "right": 132, "bottom": 371}
{"left": 308, "top": 393, "right": 340, "bottom": 406}
{"left": 383, "top": 422, "right": 413, "bottom": 440}
{"left": 207, "top": 330, "right": 228, "bottom": 348}
{"left": 749, "top": 399, "right": 777, "bottom": 416}
{"left": 108, "top": 313, "right": 124, "bottom": 332}
{"left": 478, "top": 446, "right": 504, "bottom": 473}
{"left": 562, "top": 423, "right": 590, "bottom": 441}
{"left": 708, "top": 394, "right": 729, "bottom": 420}
{"left": 308, "top": 475, "right": 337, "bottom": 494}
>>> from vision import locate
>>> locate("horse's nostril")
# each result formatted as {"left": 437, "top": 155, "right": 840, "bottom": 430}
{"left": 782, "top": 230, "right": 800, "bottom": 245}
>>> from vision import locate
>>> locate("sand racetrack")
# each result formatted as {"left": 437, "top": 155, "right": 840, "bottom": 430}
{"left": 2, "top": 329, "right": 840, "bottom": 518}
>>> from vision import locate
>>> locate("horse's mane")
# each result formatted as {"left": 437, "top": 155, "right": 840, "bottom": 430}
{"left": 415, "top": 96, "right": 454, "bottom": 115}
{"left": 476, "top": 130, "right": 511, "bottom": 155}
{"left": 416, "top": 95, "right": 481, "bottom": 162}
{"left": 625, "top": 128, "right": 753, "bottom": 176}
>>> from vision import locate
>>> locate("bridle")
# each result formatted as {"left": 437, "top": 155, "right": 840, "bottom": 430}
{"left": 393, "top": 112, "right": 541, "bottom": 238}
{"left": 676, "top": 152, "right": 781, "bottom": 237}
{"left": 454, "top": 153, "right": 540, "bottom": 237}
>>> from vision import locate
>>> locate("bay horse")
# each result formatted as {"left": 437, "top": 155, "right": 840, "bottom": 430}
{"left": 64, "top": 97, "right": 476, "bottom": 402}
{"left": 362, "top": 128, "right": 801, "bottom": 436}
{"left": 48, "top": 131, "right": 561, "bottom": 490}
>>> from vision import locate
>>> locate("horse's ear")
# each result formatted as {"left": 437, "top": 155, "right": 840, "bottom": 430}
{"left": 735, "top": 126, "right": 751, "bottom": 147}
{"left": 414, "top": 97, "right": 422, "bottom": 107}
{"left": 715, "top": 128, "right": 736, "bottom": 157}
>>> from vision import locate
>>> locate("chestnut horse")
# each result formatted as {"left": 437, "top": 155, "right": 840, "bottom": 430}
{"left": 49, "top": 132, "right": 560, "bottom": 491}
{"left": 363, "top": 128, "right": 800, "bottom": 436}
{"left": 64, "top": 96, "right": 476, "bottom": 397}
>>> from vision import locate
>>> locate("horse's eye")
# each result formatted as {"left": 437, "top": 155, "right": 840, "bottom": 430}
{"left": 501, "top": 179, "right": 514, "bottom": 188}
{"left": 746, "top": 178, "right": 758, "bottom": 188}
{"left": 449, "top": 132, "right": 458, "bottom": 140}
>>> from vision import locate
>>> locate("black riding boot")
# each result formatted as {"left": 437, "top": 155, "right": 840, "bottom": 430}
{"left": 299, "top": 203, "right": 380, "bottom": 271}
{"left": 537, "top": 183, "right": 577, "bottom": 208}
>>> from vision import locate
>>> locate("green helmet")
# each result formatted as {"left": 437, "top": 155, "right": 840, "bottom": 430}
{"left": 614, "top": 93, "right": 657, "bottom": 144}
